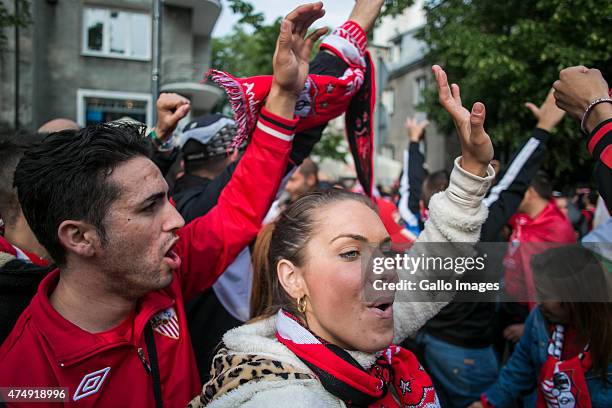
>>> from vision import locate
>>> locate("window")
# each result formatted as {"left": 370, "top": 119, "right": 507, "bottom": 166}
{"left": 382, "top": 89, "right": 395, "bottom": 116}
{"left": 77, "top": 89, "right": 152, "bottom": 127}
{"left": 83, "top": 8, "right": 151, "bottom": 60}
{"left": 390, "top": 37, "right": 402, "bottom": 64}
{"left": 414, "top": 75, "right": 427, "bottom": 105}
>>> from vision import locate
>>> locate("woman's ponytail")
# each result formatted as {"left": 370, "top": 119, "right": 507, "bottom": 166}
{"left": 250, "top": 222, "right": 276, "bottom": 320}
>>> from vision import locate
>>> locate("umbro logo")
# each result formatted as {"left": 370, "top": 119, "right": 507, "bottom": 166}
{"left": 73, "top": 367, "right": 110, "bottom": 401}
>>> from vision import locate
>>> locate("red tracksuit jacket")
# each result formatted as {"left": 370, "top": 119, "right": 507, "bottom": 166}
{"left": 503, "top": 201, "right": 576, "bottom": 306}
{"left": 0, "top": 108, "right": 298, "bottom": 407}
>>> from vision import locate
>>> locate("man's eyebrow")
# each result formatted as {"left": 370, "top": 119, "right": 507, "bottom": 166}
{"left": 139, "top": 191, "right": 166, "bottom": 206}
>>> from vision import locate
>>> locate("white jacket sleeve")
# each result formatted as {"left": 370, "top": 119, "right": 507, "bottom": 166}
{"left": 393, "top": 157, "right": 495, "bottom": 343}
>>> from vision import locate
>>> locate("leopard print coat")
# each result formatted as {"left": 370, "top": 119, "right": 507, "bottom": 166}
{"left": 188, "top": 344, "right": 315, "bottom": 407}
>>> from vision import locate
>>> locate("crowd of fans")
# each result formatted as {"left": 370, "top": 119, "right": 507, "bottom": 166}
{"left": 0, "top": 1, "right": 610, "bottom": 407}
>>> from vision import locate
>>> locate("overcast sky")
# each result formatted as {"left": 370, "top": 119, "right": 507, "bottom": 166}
{"left": 212, "top": 0, "right": 350, "bottom": 38}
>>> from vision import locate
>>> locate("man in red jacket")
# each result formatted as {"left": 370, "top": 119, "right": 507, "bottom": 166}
{"left": 0, "top": 4, "right": 328, "bottom": 407}
{"left": 501, "top": 171, "right": 576, "bottom": 342}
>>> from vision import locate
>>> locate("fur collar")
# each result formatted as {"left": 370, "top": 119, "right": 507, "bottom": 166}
{"left": 222, "top": 315, "right": 379, "bottom": 370}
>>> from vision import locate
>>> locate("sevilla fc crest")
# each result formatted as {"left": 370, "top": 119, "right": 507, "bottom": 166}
{"left": 150, "top": 307, "right": 180, "bottom": 339}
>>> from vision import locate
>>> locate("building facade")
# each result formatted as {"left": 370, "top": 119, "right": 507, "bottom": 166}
{"left": 1, "top": 0, "right": 222, "bottom": 130}
{"left": 371, "top": 0, "right": 458, "bottom": 173}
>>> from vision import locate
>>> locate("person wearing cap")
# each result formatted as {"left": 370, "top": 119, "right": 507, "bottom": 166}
{"left": 171, "top": 114, "right": 246, "bottom": 222}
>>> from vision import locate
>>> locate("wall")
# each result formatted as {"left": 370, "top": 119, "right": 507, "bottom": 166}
{"left": 0, "top": 0, "right": 216, "bottom": 130}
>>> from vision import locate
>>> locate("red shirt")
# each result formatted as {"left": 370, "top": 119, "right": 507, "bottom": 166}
{"left": 503, "top": 201, "right": 576, "bottom": 306}
{"left": 0, "top": 108, "right": 297, "bottom": 407}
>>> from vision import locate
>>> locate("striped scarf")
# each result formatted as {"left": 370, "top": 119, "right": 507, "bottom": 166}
{"left": 275, "top": 310, "right": 441, "bottom": 408}
{"left": 205, "top": 20, "right": 374, "bottom": 196}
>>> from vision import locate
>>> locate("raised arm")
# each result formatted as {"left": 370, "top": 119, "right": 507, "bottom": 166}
{"left": 149, "top": 93, "right": 191, "bottom": 175}
{"left": 393, "top": 65, "right": 495, "bottom": 342}
{"left": 553, "top": 66, "right": 612, "bottom": 211}
{"left": 173, "top": 3, "right": 329, "bottom": 300}
{"left": 481, "top": 89, "right": 565, "bottom": 241}
{"left": 398, "top": 117, "right": 428, "bottom": 234}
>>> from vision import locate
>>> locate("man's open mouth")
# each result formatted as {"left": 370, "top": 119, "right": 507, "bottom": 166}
{"left": 163, "top": 248, "right": 181, "bottom": 270}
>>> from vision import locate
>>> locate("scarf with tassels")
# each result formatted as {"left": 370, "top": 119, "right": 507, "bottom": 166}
{"left": 275, "top": 310, "right": 441, "bottom": 408}
{"left": 205, "top": 20, "right": 375, "bottom": 196}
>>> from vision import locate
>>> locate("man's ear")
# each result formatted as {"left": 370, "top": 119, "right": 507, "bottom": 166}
{"left": 307, "top": 174, "right": 317, "bottom": 188}
{"left": 57, "top": 220, "right": 101, "bottom": 259}
{"left": 277, "top": 259, "right": 307, "bottom": 300}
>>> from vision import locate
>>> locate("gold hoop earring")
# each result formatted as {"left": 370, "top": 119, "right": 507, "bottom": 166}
{"left": 297, "top": 295, "right": 307, "bottom": 314}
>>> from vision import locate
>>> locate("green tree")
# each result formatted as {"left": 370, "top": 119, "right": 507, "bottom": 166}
{"left": 211, "top": 20, "right": 280, "bottom": 78}
{"left": 380, "top": 0, "right": 415, "bottom": 18}
{"left": 313, "top": 128, "right": 349, "bottom": 164}
{"left": 211, "top": 0, "right": 278, "bottom": 77}
{"left": 415, "top": 0, "right": 611, "bottom": 186}
{"left": 0, "top": 0, "right": 31, "bottom": 51}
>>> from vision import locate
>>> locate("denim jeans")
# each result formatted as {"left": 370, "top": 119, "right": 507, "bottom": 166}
{"left": 416, "top": 331, "right": 500, "bottom": 408}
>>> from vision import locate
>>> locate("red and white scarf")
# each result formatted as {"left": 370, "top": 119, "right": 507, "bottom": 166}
{"left": 205, "top": 21, "right": 375, "bottom": 196}
{"left": 0, "top": 235, "right": 48, "bottom": 267}
{"left": 537, "top": 324, "right": 592, "bottom": 408}
{"left": 275, "top": 310, "right": 441, "bottom": 408}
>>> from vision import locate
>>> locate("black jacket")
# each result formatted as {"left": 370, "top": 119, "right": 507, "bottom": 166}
{"left": 0, "top": 257, "right": 52, "bottom": 344}
{"left": 418, "top": 128, "right": 551, "bottom": 347}
{"left": 588, "top": 118, "right": 611, "bottom": 212}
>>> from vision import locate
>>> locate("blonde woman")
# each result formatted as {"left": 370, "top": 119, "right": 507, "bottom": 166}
{"left": 189, "top": 2, "right": 495, "bottom": 407}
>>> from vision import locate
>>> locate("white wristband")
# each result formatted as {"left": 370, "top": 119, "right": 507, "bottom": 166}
{"left": 580, "top": 97, "right": 612, "bottom": 134}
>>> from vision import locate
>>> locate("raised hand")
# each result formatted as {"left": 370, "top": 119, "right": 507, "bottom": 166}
{"left": 524, "top": 89, "right": 565, "bottom": 132}
{"left": 404, "top": 116, "right": 429, "bottom": 143}
{"left": 553, "top": 66, "right": 611, "bottom": 133}
{"left": 272, "top": 3, "right": 328, "bottom": 96}
{"left": 433, "top": 65, "right": 493, "bottom": 177}
{"left": 154, "top": 93, "right": 191, "bottom": 142}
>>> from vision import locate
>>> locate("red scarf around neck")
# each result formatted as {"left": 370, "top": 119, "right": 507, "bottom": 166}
{"left": 275, "top": 310, "right": 440, "bottom": 408}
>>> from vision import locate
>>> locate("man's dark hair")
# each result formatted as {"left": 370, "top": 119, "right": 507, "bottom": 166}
{"left": 14, "top": 123, "right": 151, "bottom": 266}
{"left": 530, "top": 170, "right": 553, "bottom": 200}
{"left": 0, "top": 130, "right": 42, "bottom": 227}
